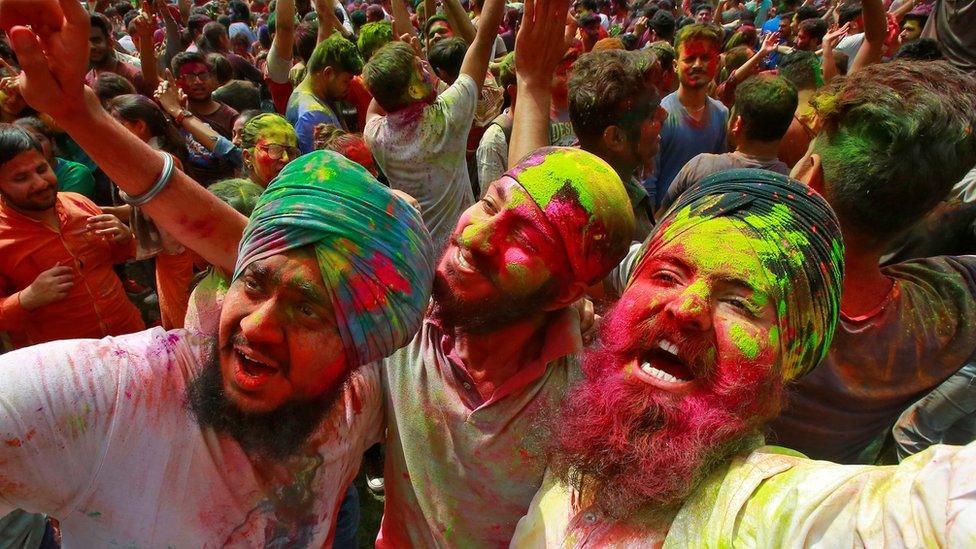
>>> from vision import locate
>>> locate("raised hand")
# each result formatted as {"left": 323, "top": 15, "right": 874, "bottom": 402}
{"left": 514, "top": 0, "right": 572, "bottom": 89}
{"left": 760, "top": 31, "right": 780, "bottom": 54}
{"left": 7, "top": 0, "right": 92, "bottom": 123}
{"left": 823, "top": 22, "right": 850, "bottom": 51}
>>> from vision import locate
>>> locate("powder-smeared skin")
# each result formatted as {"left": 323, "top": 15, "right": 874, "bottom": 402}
{"left": 633, "top": 170, "right": 845, "bottom": 382}
{"left": 234, "top": 150, "right": 435, "bottom": 367}
{"left": 730, "top": 324, "right": 760, "bottom": 360}
{"left": 506, "top": 147, "right": 637, "bottom": 285}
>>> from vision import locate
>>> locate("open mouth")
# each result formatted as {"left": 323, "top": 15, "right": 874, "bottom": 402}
{"left": 232, "top": 345, "right": 281, "bottom": 390}
{"left": 633, "top": 339, "right": 696, "bottom": 389}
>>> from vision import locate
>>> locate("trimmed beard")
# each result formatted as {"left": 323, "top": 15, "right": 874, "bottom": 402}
{"left": 431, "top": 265, "right": 559, "bottom": 334}
{"left": 546, "top": 320, "right": 783, "bottom": 523}
{"left": 185, "top": 340, "right": 349, "bottom": 460}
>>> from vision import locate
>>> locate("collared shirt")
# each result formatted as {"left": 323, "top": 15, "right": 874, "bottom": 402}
{"left": 511, "top": 442, "right": 976, "bottom": 547}
{"left": 377, "top": 307, "right": 584, "bottom": 548}
{"left": 0, "top": 192, "right": 143, "bottom": 349}
{"left": 0, "top": 328, "right": 384, "bottom": 547}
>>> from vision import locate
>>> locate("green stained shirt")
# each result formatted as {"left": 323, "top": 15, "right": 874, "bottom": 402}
{"left": 54, "top": 158, "right": 97, "bottom": 201}
{"left": 511, "top": 442, "right": 976, "bottom": 547}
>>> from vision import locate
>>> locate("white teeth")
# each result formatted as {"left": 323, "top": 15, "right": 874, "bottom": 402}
{"left": 657, "top": 340, "right": 680, "bottom": 356}
{"left": 640, "top": 361, "right": 687, "bottom": 383}
{"left": 240, "top": 349, "right": 269, "bottom": 367}
{"left": 456, "top": 249, "right": 473, "bottom": 271}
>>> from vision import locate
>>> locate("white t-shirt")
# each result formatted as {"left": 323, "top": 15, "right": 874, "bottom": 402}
{"left": 0, "top": 328, "right": 383, "bottom": 547}
{"left": 364, "top": 74, "right": 479, "bottom": 254}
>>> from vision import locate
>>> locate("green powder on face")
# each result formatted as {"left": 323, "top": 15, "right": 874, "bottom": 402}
{"left": 730, "top": 323, "right": 760, "bottom": 360}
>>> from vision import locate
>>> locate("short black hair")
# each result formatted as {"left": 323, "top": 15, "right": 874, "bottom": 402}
{"left": 428, "top": 37, "right": 467, "bottom": 83}
{"left": 569, "top": 50, "right": 661, "bottom": 147}
{"left": 799, "top": 18, "right": 827, "bottom": 42}
{"left": 837, "top": 3, "right": 862, "bottom": 25}
{"left": 213, "top": 80, "right": 262, "bottom": 112}
{"left": 94, "top": 72, "right": 136, "bottom": 104}
{"left": 795, "top": 5, "right": 819, "bottom": 22}
{"left": 0, "top": 123, "right": 42, "bottom": 168}
{"left": 894, "top": 37, "right": 943, "bottom": 61}
{"left": 734, "top": 74, "right": 798, "bottom": 142}
{"left": 207, "top": 53, "right": 234, "bottom": 84}
{"left": 362, "top": 41, "right": 418, "bottom": 111}
{"left": 648, "top": 10, "right": 676, "bottom": 41}
{"left": 90, "top": 13, "right": 113, "bottom": 40}
{"left": 813, "top": 61, "right": 976, "bottom": 245}
{"left": 171, "top": 51, "right": 211, "bottom": 75}
{"left": 779, "top": 49, "right": 823, "bottom": 90}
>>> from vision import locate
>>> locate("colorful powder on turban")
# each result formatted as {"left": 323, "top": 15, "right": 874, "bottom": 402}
{"left": 629, "top": 168, "right": 845, "bottom": 381}
{"left": 234, "top": 150, "right": 435, "bottom": 366}
{"left": 507, "top": 147, "right": 636, "bottom": 285}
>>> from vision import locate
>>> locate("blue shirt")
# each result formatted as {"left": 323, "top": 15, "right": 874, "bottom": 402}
{"left": 644, "top": 92, "right": 729, "bottom": 206}
{"left": 286, "top": 84, "right": 345, "bottom": 154}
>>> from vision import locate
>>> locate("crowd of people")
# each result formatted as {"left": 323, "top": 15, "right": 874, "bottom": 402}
{"left": 0, "top": 0, "right": 974, "bottom": 546}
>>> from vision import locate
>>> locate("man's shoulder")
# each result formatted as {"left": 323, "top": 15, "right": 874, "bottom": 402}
{"left": 883, "top": 255, "right": 976, "bottom": 300}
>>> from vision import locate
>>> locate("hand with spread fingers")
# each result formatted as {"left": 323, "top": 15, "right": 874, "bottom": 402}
{"left": 6, "top": 0, "right": 91, "bottom": 123}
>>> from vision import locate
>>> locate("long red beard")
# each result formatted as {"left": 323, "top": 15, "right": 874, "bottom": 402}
{"left": 547, "top": 316, "right": 784, "bottom": 521}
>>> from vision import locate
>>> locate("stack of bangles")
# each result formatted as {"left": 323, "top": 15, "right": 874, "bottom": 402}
{"left": 118, "top": 151, "right": 175, "bottom": 207}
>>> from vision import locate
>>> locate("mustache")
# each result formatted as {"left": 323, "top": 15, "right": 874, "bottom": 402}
{"left": 598, "top": 316, "right": 717, "bottom": 380}
{"left": 229, "top": 333, "right": 289, "bottom": 376}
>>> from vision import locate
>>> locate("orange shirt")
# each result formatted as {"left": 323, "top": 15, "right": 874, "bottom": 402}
{"left": 0, "top": 192, "right": 144, "bottom": 349}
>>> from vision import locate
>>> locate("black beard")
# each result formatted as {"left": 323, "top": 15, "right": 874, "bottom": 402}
{"left": 431, "top": 264, "right": 557, "bottom": 334}
{"left": 185, "top": 342, "right": 348, "bottom": 460}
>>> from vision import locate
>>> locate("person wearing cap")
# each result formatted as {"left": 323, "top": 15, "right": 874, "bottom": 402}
{"left": 1, "top": 3, "right": 436, "bottom": 545}
{"left": 511, "top": 169, "right": 976, "bottom": 546}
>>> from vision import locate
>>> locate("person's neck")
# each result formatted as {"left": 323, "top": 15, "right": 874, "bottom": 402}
{"left": 450, "top": 313, "right": 550, "bottom": 401}
{"left": 677, "top": 85, "right": 708, "bottom": 111}
{"left": 840, "top": 233, "right": 893, "bottom": 318}
{"left": 92, "top": 56, "right": 118, "bottom": 72}
{"left": 187, "top": 97, "right": 220, "bottom": 116}
{"left": 4, "top": 200, "right": 59, "bottom": 228}
{"left": 735, "top": 138, "right": 781, "bottom": 159}
{"left": 797, "top": 88, "right": 816, "bottom": 113}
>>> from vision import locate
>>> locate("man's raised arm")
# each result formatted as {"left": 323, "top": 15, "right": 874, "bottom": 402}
{"left": 8, "top": 0, "right": 245, "bottom": 274}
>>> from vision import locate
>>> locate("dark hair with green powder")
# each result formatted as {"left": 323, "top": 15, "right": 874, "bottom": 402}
{"left": 813, "top": 61, "right": 976, "bottom": 246}
{"left": 357, "top": 21, "right": 394, "bottom": 61}
{"left": 307, "top": 34, "right": 364, "bottom": 76}
{"left": 362, "top": 41, "right": 418, "bottom": 112}
{"left": 673, "top": 23, "right": 723, "bottom": 53}
{"left": 778, "top": 50, "right": 823, "bottom": 91}
{"left": 734, "top": 75, "right": 797, "bottom": 143}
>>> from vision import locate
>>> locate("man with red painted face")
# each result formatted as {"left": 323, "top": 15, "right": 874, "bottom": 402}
{"left": 512, "top": 168, "right": 976, "bottom": 546}
{"left": 771, "top": 61, "right": 976, "bottom": 465}
{"left": 644, "top": 23, "right": 728, "bottom": 208}
{"left": 0, "top": 2, "right": 435, "bottom": 545}
{"left": 171, "top": 51, "right": 240, "bottom": 139}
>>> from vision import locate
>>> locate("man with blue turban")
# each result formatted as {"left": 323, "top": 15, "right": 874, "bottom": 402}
{"left": 0, "top": 150, "right": 435, "bottom": 547}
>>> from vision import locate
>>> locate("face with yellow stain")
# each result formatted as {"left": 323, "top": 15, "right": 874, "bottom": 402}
{"left": 244, "top": 124, "right": 300, "bottom": 187}
{"left": 218, "top": 248, "right": 349, "bottom": 413}
{"left": 610, "top": 216, "right": 781, "bottom": 397}
{"left": 433, "top": 177, "right": 573, "bottom": 331}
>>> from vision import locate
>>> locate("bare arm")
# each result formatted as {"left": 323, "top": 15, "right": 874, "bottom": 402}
{"left": 731, "top": 31, "right": 779, "bottom": 81}
{"left": 508, "top": 0, "right": 570, "bottom": 168}
{"left": 820, "top": 23, "right": 848, "bottom": 84}
{"left": 390, "top": 0, "right": 417, "bottom": 41}
{"left": 442, "top": 0, "right": 478, "bottom": 44}
{"left": 133, "top": 5, "right": 160, "bottom": 93}
{"left": 267, "top": 0, "right": 296, "bottom": 82}
{"left": 850, "top": 0, "right": 886, "bottom": 73}
{"left": 10, "top": 0, "right": 244, "bottom": 273}
{"left": 458, "top": 0, "right": 505, "bottom": 89}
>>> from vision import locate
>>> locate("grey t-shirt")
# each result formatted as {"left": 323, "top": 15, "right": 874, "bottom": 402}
{"left": 658, "top": 151, "right": 790, "bottom": 215}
